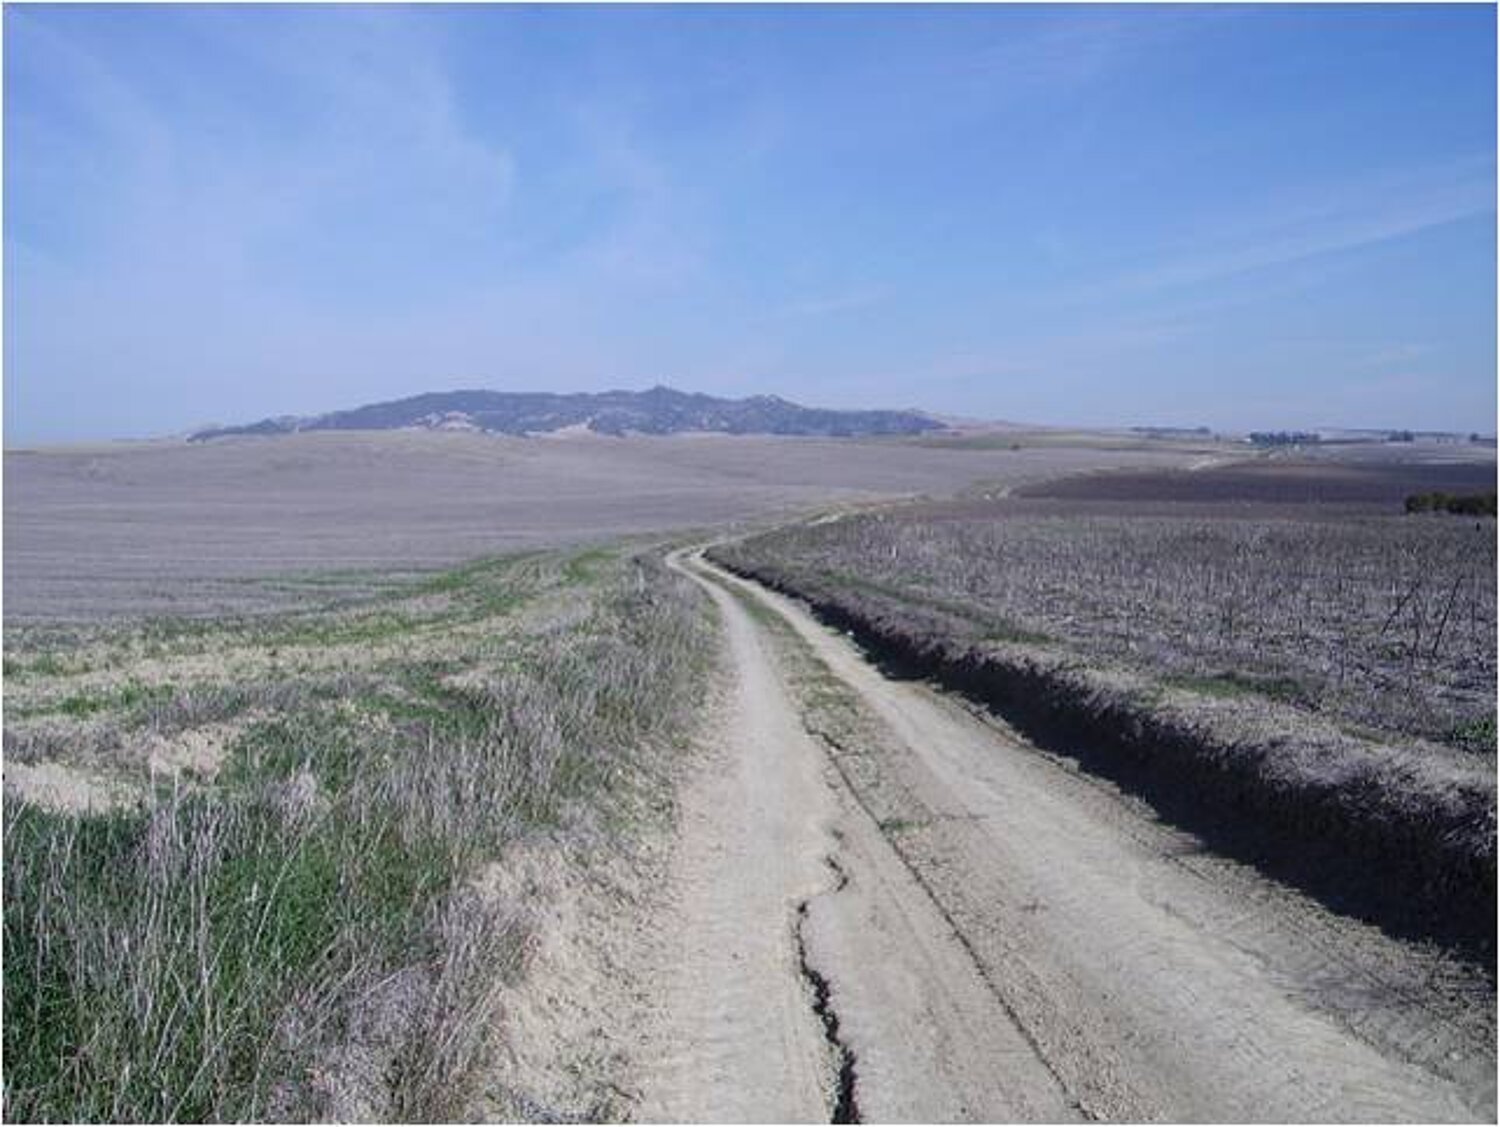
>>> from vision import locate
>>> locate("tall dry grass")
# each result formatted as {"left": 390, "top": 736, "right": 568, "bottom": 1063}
{"left": 4, "top": 548, "right": 712, "bottom": 1122}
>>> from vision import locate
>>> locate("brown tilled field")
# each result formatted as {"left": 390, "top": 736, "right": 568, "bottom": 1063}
{"left": 3, "top": 430, "right": 1199, "bottom": 621}
{"left": 1013, "top": 448, "right": 1496, "bottom": 513}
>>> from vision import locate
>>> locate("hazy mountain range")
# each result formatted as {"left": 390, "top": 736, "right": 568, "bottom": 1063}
{"left": 189, "top": 386, "right": 947, "bottom": 441}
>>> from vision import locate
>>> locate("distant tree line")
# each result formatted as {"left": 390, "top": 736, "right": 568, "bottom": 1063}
{"left": 1405, "top": 491, "right": 1498, "bottom": 517}
{"left": 1248, "top": 431, "right": 1320, "bottom": 447}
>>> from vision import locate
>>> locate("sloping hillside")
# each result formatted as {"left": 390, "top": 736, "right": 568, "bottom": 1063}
{"left": 190, "top": 386, "right": 945, "bottom": 440}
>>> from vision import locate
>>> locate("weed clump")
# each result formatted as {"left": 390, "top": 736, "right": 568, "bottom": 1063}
{"left": 1404, "top": 491, "right": 1498, "bottom": 517}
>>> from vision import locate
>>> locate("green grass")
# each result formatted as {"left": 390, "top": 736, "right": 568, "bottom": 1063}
{"left": 4, "top": 652, "right": 72, "bottom": 679}
{"left": 259, "top": 609, "right": 423, "bottom": 649}
{"left": 50, "top": 681, "right": 179, "bottom": 721}
{"left": 876, "top": 816, "right": 927, "bottom": 834}
{"left": 1450, "top": 715, "right": 1497, "bottom": 754}
{"left": 563, "top": 545, "right": 615, "bottom": 585}
{"left": 1164, "top": 670, "right": 1311, "bottom": 706}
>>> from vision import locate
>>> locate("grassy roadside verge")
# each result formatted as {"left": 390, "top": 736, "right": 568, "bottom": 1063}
{"left": 707, "top": 541, "right": 1496, "bottom": 958}
{"left": 3, "top": 544, "right": 714, "bottom": 1122}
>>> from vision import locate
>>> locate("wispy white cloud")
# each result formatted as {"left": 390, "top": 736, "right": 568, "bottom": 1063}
{"left": 554, "top": 104, "right": 706, "bottom": 288}
{"left": 1350, "top": 342, "right": 1438, "bottom": 370}
{"left": 954, "top": 8, "right": 1206, "bottom": 90}
{"left": 1100, "top": 155, "right": 1495, "bottom": 298}
{"left": 9, "top": 6, "right": 517, "bottom": 294}
{"left": 864, "top": 6, "right": 1208, "bottom": 100}
{"left": 777, "top": 288, "right": 887, "bottom": 319}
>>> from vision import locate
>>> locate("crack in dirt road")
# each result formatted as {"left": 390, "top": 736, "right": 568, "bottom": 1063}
{"left": 794, "top": 884, "right": 862, "bottom": 1125}
{"left": 802, "top": 723, "right": 1098, "bottom": 1121}
{"left": 629, "top": 548, "right": 1494, "bottom": 1123}
{"left": 794, "top": 852, "right": 864, "bottom": 1123}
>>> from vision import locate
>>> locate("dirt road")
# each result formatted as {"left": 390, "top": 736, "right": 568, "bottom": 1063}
{"left": 638, "top": 549, "right": 1495, "bottom": 1123}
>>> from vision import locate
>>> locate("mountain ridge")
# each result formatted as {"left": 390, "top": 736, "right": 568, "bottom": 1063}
{"left": 189, "top": 386, "right": 947, "bottom": 441}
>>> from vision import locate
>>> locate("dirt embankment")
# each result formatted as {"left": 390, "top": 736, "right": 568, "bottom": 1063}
{"left": 707, "top": 548, "right": 1497, "bottom": 958}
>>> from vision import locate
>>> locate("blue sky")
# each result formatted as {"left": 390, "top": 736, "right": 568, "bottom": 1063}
{"left": 5, "top": 3, "right": 1495, "bottom": 441}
